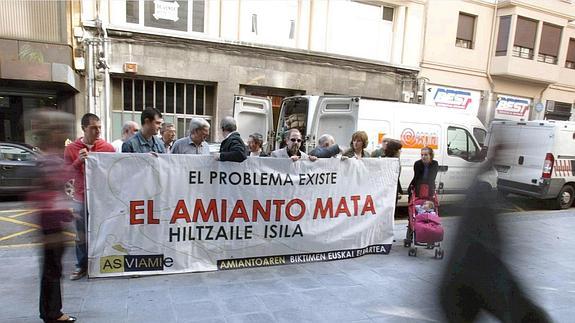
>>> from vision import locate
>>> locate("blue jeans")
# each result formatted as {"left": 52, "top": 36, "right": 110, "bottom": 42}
{"left": 73, "top": 201, "right": 87, "bottom": 270}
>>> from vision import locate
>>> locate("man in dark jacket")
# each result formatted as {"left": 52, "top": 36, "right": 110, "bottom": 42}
{"left": 215, "top": 116, "right": 247, "bottom": 162}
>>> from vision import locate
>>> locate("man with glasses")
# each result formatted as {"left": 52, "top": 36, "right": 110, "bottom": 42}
{"left": 271, "top": 128, "right": 316, "bottom": 161}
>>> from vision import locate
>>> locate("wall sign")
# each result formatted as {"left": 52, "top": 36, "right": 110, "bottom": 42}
{"left": 494, "top": 95, "right": 531, "bottom": 121}
{"left": 425, "top": 85, "right": 481, "bottom": 116}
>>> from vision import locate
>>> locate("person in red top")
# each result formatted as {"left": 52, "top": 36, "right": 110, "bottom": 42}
{"left": 64, "top": 113, "right": 115, "bottom": 280}
{"left": 28, "top": 109, "right": 77, "bottom": 322}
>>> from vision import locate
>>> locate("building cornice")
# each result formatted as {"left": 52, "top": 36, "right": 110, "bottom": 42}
{"left": 498, "top": 0, "right": 575, "bottom": 21}
{"left": 461, "top": 0, "right": 496, "bottom": 9}
{"left": 88, "top": 24, "right": 420, "bottom": 76}
{"left": 420, "top": 60, "right": 487, "bottom": 78}
{"left": 549, "top": 83, "right": 575, "bottom": 93}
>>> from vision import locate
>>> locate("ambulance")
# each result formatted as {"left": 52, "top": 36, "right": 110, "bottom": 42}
{"left": 486, "top": 120, "right": 575, "bottom": 209}
{"left": 233, "top": 95, "right": 493, "bottom": 205}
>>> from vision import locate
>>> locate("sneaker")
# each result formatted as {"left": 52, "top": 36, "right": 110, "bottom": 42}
{"left": 69, "top": 268, "right": 86, "bottom": 280}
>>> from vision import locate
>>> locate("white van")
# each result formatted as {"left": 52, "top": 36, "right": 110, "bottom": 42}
{"left": 486, "top": 120, "right": 575, "bottom": 209}
{"left": 234, "top": 95, "right": 493, "bottom": 205}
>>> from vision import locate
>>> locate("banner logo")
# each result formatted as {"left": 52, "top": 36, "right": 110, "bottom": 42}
{"left": 100, "top": 255, "right": 173, "bottom": 273}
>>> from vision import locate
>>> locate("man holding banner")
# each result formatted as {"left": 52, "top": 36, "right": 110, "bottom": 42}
{"left": 271, "top": 128, "right": 317, "bottom": 161}
{"left": 64, "top": 113, "right": 115, "bottom": 280}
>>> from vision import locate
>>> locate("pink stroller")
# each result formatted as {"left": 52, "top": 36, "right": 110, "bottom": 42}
{"left": 404, "top": 184, "right": 445, "bottom": 259}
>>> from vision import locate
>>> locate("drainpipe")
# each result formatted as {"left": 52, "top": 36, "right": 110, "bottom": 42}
{"left": 96, "top": 0, "right": 111, "bottom": 141}
{"left": 86, "top": 39, "right": 95, "bottom": 114}
{"left": 485, "top": 0, "right": 498, "bottom": 126}
{"left": 102, "top": 29, "right": 111, "bottom": 141}
{"left": 535, "top": 84, "right": 551, "bottom": 120}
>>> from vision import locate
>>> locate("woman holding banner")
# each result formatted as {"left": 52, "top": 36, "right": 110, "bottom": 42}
{"left": 342, "top": 131, "right": 370, "bottom": 159}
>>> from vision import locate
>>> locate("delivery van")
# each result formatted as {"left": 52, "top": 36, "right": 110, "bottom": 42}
{"left": 233, "top": 95, "right": 493, "bottom": 205}
{"left": 486, "top": 120, "right": 575, "bottom": 209}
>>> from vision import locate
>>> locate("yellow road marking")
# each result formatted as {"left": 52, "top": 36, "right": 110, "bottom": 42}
{"left": 0, "top": 228, "right": 37, "bottom": 242}
{"left": 8, "top": 210, "right": 36, "bottom": 218}
{"left": 512, "top": 203, "right": 525, "bottom": 212}
{"left": 0, "top": 241, "right": 75, "bottom": 249}
{"left": 0, "top": 209, "right": 29, "bottom": 214}
{"left": 0, "top": 216, "right": 40, "bottom": 229}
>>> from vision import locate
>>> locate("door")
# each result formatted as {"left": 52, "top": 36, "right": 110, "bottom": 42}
{"left": 233, "top": 95, "right": 273, "bottom": 152}
{"left": 438, "top": 126, "right": 484, "bottom": 203}
{"left": 0, "top": 144, "right": 39, "bottom": 193}
{"left": 309, "top": 97, "right": 360, "bottom": 152}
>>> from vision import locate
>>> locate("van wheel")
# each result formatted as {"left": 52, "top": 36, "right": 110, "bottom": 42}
{"left": 550, "top": 185, "right": 574, "bottom": 210}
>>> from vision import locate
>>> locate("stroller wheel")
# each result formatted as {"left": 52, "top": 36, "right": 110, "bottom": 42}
{"left": 435, "top": 248, "right": 444, "bottom": 260}
{"left": 408, "top": 247, "right": 417, "bottom": 257}
{"left": 403, "top": 239, "right": 411, "bottom": 248}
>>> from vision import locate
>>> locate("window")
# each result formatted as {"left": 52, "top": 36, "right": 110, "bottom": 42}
{"left": 513, "top": 16, "right": 537, "bottom": 59}
{"left": 545, "top": 101, "right": 573, "bottom": 121}
{"left": 447, "top": 127, "right": 480, "bottom": 162}
{"left": 0, "top": 145, "right": 36, "bottom": 162}
{"left": 123, "top": 0, "right": 205, "bottom": 33}
{"left": 456, "top": 13, "right": 476, "bottom": 49}
{"left": 113, "top": 77, "right": 215, "bottom": 140}
{"left": 126, "top": 0, "right": 139, "bottom": 24}
{"left": 566, "top": 38, "right": 575, "bottom": 69}
{"left": 496, "top": 16, "right": 511, "bottom": 56}
{"left": 473, "top": 128, "right": 487, "bottom": 148}
{"left": 192, "top": 0, "right": 205, "bottom": 32}
{"left": 538, "top": 23, "right": 562, "bottom": 64}
{"left": 382, "top": 6, "right": 394, "bottom": 22}
{"left": 289, "top": 20, "right": 295, "bottom": 39}
{"left": 115, "top": 78, "right": 214, "bottom": 116}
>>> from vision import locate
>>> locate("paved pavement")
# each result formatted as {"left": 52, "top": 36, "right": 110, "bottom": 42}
{"left": 1, "top": 200, "right": 574, "bottom": 322}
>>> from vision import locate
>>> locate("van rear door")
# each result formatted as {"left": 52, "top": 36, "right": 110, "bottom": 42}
{"left": 489, "top": 122, "right": 554, "bottom": 186}
{"left": 233, "top": 95, "right": 274, "bottom": 152}
{"left": 309, "top": 97, "right": 360, "bottom": 152}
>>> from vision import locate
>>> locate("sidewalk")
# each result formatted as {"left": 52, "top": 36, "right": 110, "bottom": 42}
{"left": 1, "top": 210, "right": 574, "bottom": 323}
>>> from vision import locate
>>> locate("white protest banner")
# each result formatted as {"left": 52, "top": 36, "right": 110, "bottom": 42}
{"left": 86, "top": 154, "right": 398, "bottom": 277}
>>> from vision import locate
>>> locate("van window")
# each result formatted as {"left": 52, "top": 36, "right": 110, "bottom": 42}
{"left": 447, "top": 127, "right": 480, "bottom": 162}
{"left": 473, "top": 128, "right": 487, "bottom": 147}
{"left": 277, "top": 97, "right": 309, "bottom": 148}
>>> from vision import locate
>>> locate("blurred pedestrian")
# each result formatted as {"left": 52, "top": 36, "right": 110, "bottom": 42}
{"left": 171, "top": 117, "right": 211, "bottom": 155}
{"left": 30, "top": 110, "right": 77, "bottom": 322}
{"left": 342, "top": 131, "right": 370, "bottom": 159}
{"left": 122, "top": 108, "right": 165, "bottom": 153}
{"left": 159, "top": 123, "right": 176, "bottom": 153}
{"left": 440, "top": 158, "right": 551, "bottom": 323}
{"left": 214, "top": 116, "right": 247, "bottom": 162}
{"left": 64, "top": 113, "right": 115, "bottom": 280}
{"left": 247, "top": 132, "right": 268, "bottom": 157}
{"left": 111, "top": 121, "right": 139, "bottom": 152}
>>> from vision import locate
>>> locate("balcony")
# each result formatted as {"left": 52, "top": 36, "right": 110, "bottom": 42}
{"left": 490, "top": 50, "right": 560, "bottom": 84}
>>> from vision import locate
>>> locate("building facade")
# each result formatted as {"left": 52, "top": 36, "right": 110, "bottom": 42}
{"left": 0, "top": 0, "right": 81, "bottom": 144}
{"left": 420, "top": 0, "right": 575, "bottom": 127}
{"left": 77, "top": 0, "right": 424, "bottom": 141}
{"left": 73, "top": 0, "right": 575, "bottom": 143}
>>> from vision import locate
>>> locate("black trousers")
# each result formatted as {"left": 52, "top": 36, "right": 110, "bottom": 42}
{"left": 39, "top": 234, "right": 64, "bottom": 322}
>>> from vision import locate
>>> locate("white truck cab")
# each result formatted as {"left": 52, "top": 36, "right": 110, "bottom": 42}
{"left": 234, "top": 95, "right": 492, "bottom": 205}
{"left": 487, "top": 120, "right": 575, "bottom": 209}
